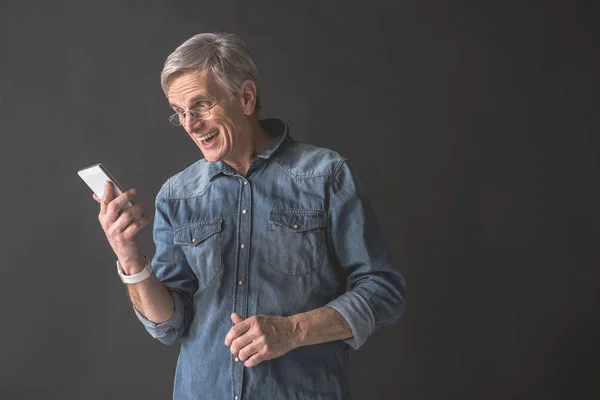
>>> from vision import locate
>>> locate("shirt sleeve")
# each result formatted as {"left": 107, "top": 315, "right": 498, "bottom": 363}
{"left": 325, "top": 159, "right": 406, "bottom": 350}
{"left": 132, "top": 179, "right": 199, "bottom": 345}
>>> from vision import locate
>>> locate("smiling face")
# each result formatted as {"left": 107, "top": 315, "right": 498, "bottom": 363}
{"left": 167, "top": 71, "right": 252, "bottom": 163}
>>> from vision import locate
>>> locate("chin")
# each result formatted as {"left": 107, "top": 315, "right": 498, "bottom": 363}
{"left": 202, "top": 152, "right": 221, "bottom": 163}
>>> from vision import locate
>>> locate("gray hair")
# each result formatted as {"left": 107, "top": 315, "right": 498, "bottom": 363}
{"left": 161, "top": 32, "right": 261, "bottom": 111}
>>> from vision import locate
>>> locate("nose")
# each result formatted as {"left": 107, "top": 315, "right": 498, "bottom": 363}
{"left": 183, "top": 113, "right": 202, "bottom": 132}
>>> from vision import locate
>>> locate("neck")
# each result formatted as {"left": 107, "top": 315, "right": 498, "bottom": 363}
{"left": 224, "top": 118, "right": 274, "bottom": 176}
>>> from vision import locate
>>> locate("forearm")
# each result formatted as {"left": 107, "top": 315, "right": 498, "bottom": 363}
{"left": 120, "top": 255, "right": 175, "bottom": 324}
{"left": 289, "top": 306, "right": 352, "bottom": 348}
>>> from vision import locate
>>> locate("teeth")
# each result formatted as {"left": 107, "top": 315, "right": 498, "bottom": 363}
{"left": 199, "top": 130, "right": 218, "bottom": 141}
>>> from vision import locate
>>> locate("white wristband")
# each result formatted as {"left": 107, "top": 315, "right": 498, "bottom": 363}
{"left": 116, "top": 255, "right": 153, "bottom": 284}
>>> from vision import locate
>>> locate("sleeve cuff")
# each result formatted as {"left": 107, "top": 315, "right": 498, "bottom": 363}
{"left": 133, "top": 290, "right": 185, "bottom": 342}
{"left": 326, "top": 291, "right": 376, "bottom": 350}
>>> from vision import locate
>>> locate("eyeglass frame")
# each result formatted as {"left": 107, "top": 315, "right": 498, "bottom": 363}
{"left": 168, "top": 101, "right": 220, "bottom": 126}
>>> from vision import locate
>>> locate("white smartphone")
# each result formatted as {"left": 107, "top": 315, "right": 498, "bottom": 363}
{"left": 78, "top": 163, "right": 142, "bottom": 220}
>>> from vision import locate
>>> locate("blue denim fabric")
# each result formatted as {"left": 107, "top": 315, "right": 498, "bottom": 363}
{"left": 134, "top": 118, "right": 405, "bottom": 400}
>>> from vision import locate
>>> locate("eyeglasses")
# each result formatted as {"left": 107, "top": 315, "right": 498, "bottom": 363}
{"left": 168, "top": 102, "right": 219, "bottom": 126}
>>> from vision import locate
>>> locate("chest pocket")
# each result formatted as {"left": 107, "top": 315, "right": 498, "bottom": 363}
{"left": 173, "top": 219, "right": 223, "bottom": 289}
{"left": 268, "top": 210, "right": 326, "bottom": 276}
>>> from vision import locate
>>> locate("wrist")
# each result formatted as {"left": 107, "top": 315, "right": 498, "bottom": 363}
{"left": 118, "top": 253, "right": 147, "bottom": 275}
{"left": 116, "top": 255, "right": 153, "bottom": 284}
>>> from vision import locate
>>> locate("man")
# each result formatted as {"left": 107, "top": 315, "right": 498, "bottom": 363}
{"left": 94, "top": 32, "right": 405, "bottom": 400}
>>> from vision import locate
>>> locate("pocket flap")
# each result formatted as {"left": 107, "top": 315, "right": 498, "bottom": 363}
{"left": 269, "top": 211, "right": 326, "bottom": 232}
{"left": 173, "top": 219, "right": 223, "bottom": 245}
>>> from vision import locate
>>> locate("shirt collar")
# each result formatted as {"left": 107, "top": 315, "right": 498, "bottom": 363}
{"left": 208, "top": 118, "right": 292, "bottom": 181}
{"left": 255, "top": 118, "right": 292, "bottom": 160}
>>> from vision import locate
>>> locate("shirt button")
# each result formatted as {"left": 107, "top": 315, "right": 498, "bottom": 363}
{"left": 238, "top": 280, "right": 243, "bottom": 286}
{"left": 293, "top": 224, "right": 299, "bottom": 230}
{"left": 243, "top": 181, "right": 248, "bottom": 186}
{"left": 240, "top": 243, "right": 246, "bottom": 249}
{"left": 235, "top": 396, "right": 239, "bottom": 400}
{"left": 191, "top": 237, "right": 196, "bottom": 243}
{"left": 242, "top": 209, "right": 247, "bottom": 214}
{"left": 235, "top": 357, "right": 240, "bottom": 362}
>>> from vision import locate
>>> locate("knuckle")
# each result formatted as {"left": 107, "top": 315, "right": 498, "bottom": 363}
{"left": 107, "top": 227, "right": 120, "bottom": 240}
{"left": 121, "top": 208, "right": 134, "bottom": 220}
{"left": 126, "top": 226, "right": 138, "bottom": 238}
{"left": 126, "top": 222, "right": 140, "bottom": 235}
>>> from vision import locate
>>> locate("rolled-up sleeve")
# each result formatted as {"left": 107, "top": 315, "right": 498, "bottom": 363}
{"left": 325, "top": 159, "right": 406, "bottom": 350}
{"left": 133, "top": 179, "right": 198, "bottom": 345}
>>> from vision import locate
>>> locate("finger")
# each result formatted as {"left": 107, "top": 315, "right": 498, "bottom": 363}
{"left": 225, "top": 318, "right": 252, "bottom": 346}
{"left": 99, "top": 181, "right": 115, "bottom": 215}
{"left": 92, "top": 193, "right": 101, "bottom": 204}
{"left": 110, "top": 203, "right": 147, "bottom": 234}
{"left": 121, "top": 210, "right": 154, "bottom": 240}
{"left": 99, "top": 197, "right": 108, "bottom": 217}
{"left": 231, "top": 312, "right": 245, "bottom": 325}
{"left": 102, "top": 181, "right": 116, "bottom": 203}
{"left": 106, "top": 189, "right": 138, "bottom": 223}
{"left": 237, "top": 338, "right": 261, "bottom": 361}
{"left": 243, "top": 351, "right": 264, "bottom": 368}
{"left": 110, "top": 189, "right": 138, "bottom": 213}
{"left": 230, "top": 331, "right": 256, "bottom": 356}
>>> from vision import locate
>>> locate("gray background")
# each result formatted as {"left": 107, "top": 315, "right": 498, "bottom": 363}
{"left": 1, "top": 0, "right": 598, "bottom": 399}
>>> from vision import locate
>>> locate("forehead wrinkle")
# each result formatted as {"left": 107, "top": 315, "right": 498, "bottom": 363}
{"left": 167, "top": 72, "right": 222, "bottom": 109}
{"left": 169, "top": 93, "right": 212, "bottom": 109}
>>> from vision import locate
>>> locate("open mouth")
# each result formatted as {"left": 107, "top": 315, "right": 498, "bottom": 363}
{"left": 198, "top": 130, "right": 219, "bottom": 145}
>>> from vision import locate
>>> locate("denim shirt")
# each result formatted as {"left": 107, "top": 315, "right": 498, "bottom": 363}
{"left": 134, "top": 118, "right": 405, "bottom": 400}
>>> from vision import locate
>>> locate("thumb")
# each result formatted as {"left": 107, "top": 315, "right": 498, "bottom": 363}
{"left": 231, "top": 312, "right": 244, "bottom": 324}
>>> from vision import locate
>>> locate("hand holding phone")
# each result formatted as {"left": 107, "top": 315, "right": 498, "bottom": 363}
{"left": 78, "top": 163, "right": 140, "bottom": 218}
{"left": 78, "top": 163, "right": 152, "bottom": 269}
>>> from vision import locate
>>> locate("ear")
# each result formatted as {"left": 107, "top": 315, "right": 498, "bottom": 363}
{"left": 240, "top": 80, "right": 258, "bottom": 116}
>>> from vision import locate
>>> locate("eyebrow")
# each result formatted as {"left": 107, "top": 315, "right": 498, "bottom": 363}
{"left": 168, "top": 94, "right": 213, "bottom": 109}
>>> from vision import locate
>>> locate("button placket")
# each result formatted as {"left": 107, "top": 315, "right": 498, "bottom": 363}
{"left": 233, "top": 177, "right": 251, "bottom": 399}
